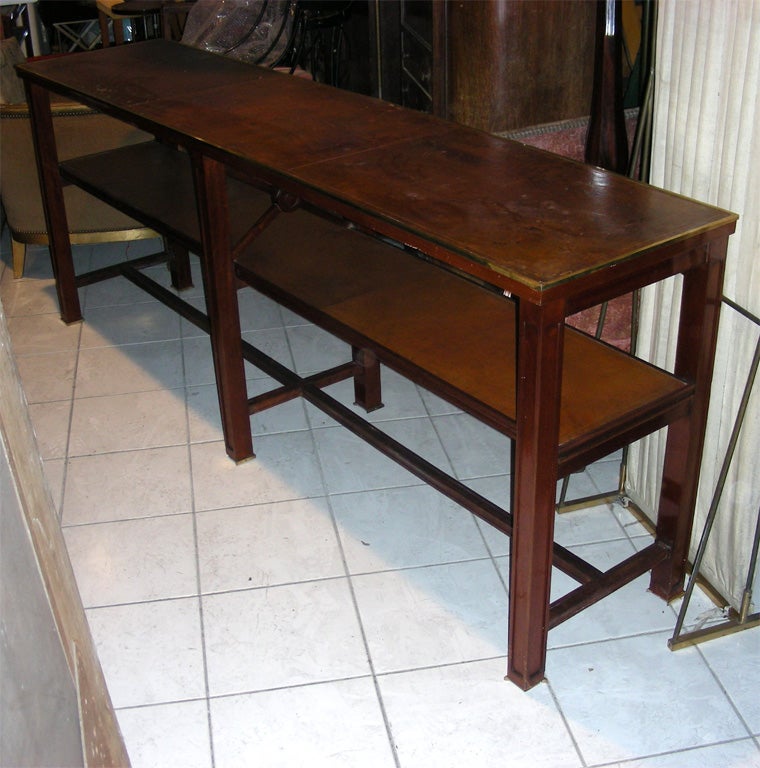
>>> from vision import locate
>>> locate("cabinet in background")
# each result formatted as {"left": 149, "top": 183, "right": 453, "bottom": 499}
{"left": 364, "top": 0, "right": 596, "bottom": 132}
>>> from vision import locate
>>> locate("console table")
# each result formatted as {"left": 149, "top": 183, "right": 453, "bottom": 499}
{"left": 17, "top": 40, "right": 737, "bottom": 690}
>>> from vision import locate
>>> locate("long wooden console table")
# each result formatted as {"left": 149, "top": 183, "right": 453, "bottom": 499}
{"left": 17, "top": 40, "right": 737, "bottom": 690}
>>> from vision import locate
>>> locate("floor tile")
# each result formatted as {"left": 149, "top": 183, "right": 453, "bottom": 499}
{"left": 548, "top": 540, "right": 676, "bottom": 648}
{"left": 182, "top": 327, "right": 293, "bottom": 387}
{"left": 190, "top": 432, "right": 326, "bottom": 511}
{"left": 699, "top": 630, "right": 760, "bottom": 733}
{"left": 5, "top": 312, "right": 81, "bottom": 355}
{"left": 241, "top": 326, "right": 299, "bottom": 372}
{"left": 352, "top": 559, "right": 508, "bottom": 673}
{"left": 586, "top": 452, "right": 625, "bottom": 495}
{"left": 474, "top": 519, "right": 511, "bottom": 558}
{"left": 558, "top": 465, "right": 616, "bottom": 507}
{"left": 186, "top": 379, "right": 310, "bottom": 444}
{"left": 68, "top": 389, "right": 188, "bottom": 456}
{"left": 1, "top": 277, "right": 60, "bottom": 317}
{"left": 236, "top": 287, "right": 285, "bottom": 332}
{"left": 313, "top": 417, "right": 451, "bottom": 495}
{"left": 454, "top": 469, "right": 626, "bottom": 553}
{"left": 553, "top": 499, "right": 629, "bottom": 548}
{"left": 62, "top": 445, "right": 192, "bottom": 525}
{"left": 6, "top": 237, "right": 760, "bottom": 768}
{"left": 286, "top": 322, "right": 352, "bottom": 374}
{"left": 83, "top": 272, "right": 161, "bottom": 310}
{"left": 126, "top": 255, "right": 205, "bottom": 305}
{"left": 78, "top": 301, "right": 181, "bottom": 348}
{"left": 86, "top": 598, "right": 205, "bottom": 708}
{"left": 87, "top": 241, "right": 134, "bottom": 271}
{"left": 331, "top": 485, "right": 490, "bottom": 573}
{"left": 247, "top": 378, "right": 312, "bottom": 437}
{"left": 13, "top": 350, "right": 77, "bottom": 404}
{"left": 605, "top": 739, "right": 760, "bottom": 767}
{"left": 278, "top": 305, "right": 310, "bottom": 328}
{"left": 614, "top": 505, "right": 657, "bottom": 541}
{"left": 202, "top": 578, "right": 370, "bottom": 695}
{"left": 27, "top": 400, "right": 72, "bottom": 460}
{"left": 42, "top": 457, "right": 65, "bottom": 517}
{"left": 547, "top": 632, "right": 750, "bottom": 765}
{"left": 210, "top": 678, "right": 396, "bottom": 768}
{"left": 116, "top": 700, "right": 212, "bottom": 768}
{"left": 75, "top": 339, "right": 184, "bottom": 398}
{"left": 180, "top": 335, "right": 217, "bottom": 387}
{"left": 177, "top": 296, "right": 212, "bottom": 339}
{"left": 196, "top": 497, "right": 344, "bottom": 593}
{"left": 417, "top": 384, "right": 463, "bottom": 417}
{"left": 185, "top": 383, "right": 225, "bottom": 443}
{"left": 305, "top": 366, "right": 429, "bottom": 429}
{"left": 63, "top": 514, "right": 197, "bottom": 607}
{"left": 379, "top": 658, "right": 581, "bottom": 768}
{"left": 432, "top": 411, "right": 512, "bottom": 479}
{"left": 463, "top": 474, "right": 512, "bottom": 556}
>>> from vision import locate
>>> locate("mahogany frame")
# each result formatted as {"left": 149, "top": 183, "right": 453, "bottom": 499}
{"left": 17, "top": 41, "right": 736, "bottom": 690}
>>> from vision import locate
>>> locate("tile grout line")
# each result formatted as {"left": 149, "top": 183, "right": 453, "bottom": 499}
{"left": 307, "top": 415, "right": 402, "bottom": 767}
{"left": 6, "top": 239, "right": 758, "bottom": 765}
{"left": 544, "top": 678, "right": 590, "bottom": 768}
{"left": 177, "top": 271, "right": 219, "bottom": 768}
{"left": 694, "top": 640, "right": 759, "bottom": 741}
{"left": 58, "top": 245, "right": 92, "bottom": 524}
{"left": 585, "top": 737, "right": 760, "bottom": 768}
{"left": 425, "top": 396, "right": 513, "bottom": 595}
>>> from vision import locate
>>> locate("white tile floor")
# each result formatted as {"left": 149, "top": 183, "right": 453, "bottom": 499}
{"left": 2, "top": 237, "right": 759, "bottom": 768}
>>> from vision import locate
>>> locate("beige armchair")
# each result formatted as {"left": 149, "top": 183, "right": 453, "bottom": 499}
{"left": 0, "top": 39, "right": 158, "bottom": 278}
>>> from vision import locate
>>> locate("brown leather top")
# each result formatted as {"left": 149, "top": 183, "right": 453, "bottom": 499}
{"left": 18, "top": 40, "right": 737, "bottom": 295}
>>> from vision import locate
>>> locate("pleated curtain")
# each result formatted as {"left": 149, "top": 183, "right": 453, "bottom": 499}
{"left": 626, "top": 0, "right": 760, "bottom": 611}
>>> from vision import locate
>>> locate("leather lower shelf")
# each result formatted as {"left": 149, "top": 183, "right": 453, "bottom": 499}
{"left": 59, "top": 140, "right": 272, "bottom": 253}
{"left": 235, "top": 209, "right": 692, "bottom": 474}
{"left": 59, "top": 141, "right": 692, "bottom": 474}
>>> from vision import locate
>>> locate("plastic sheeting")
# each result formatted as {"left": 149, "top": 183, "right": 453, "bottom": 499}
{"left": 181, "top": 0, "right": 296, "bottom": 66}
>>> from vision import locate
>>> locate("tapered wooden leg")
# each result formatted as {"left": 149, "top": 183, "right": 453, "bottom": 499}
{"left": 507, "top": 298, "right": 565, "bottom": 690}
{"left": 24, "top": 82, "right": 81, "bottom": 323}
{"left": 191, "top": 153, "right": 253, "bottom": 462}
{"left": 650, "top": 244, "right": 728, "bottom": 600}
{"left": 353, "top": 346, "right": 383, "bottom": 412}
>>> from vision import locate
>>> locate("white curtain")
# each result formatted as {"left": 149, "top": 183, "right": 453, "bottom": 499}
{"left": 626, "top": 0, "right": 760, "bottom": 612}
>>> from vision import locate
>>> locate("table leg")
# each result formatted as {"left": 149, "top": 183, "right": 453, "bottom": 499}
{"left": 650, "top": 243, "right": 728, "bottom": 600}
{"left": 24, "top": 82, "right": 82, "bottom": 324}
{"left": 352, "top": 346, "right": 383, "bottom": 412}
{"left": 507, "top": 299, "right": 565, "bottom": 689}
{"left": 191, "top": 153, "right": 254, "bottom": 463}
{"left": 165, "top": 237, "right": 193, "bottom": 291}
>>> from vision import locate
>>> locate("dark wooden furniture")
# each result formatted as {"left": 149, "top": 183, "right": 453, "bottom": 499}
{"left": 367, "top": 0, "right": 596, "bottom": 130}
{"left": 105, "top": 0, "right": 195, "bottom": 43}
{"left": 17, "top": 40, "right": 736, "bottom": 690}
{"left": 585, "top": 0, "right": 629, "bottom": 174}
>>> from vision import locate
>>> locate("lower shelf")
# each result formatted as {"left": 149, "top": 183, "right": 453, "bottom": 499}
{"left": 60, "top": 140, "right": 272, "bottom": 253}
{"left": 235, "top": 208, "right": 693, "bottom": 475}
{"left": 60, "top": 139, "right": 692, "bottom": 475}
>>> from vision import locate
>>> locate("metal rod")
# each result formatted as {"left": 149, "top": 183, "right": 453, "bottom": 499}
{"left": 739, "top": 502, "right": 760, "bottom": 623}
{"left": 628, "top": 66, "right": 655, "bottom": 179}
